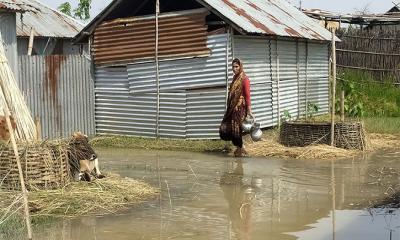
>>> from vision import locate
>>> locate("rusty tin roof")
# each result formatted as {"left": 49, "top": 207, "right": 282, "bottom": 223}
{"left": 0, "top": 0, "right": 24, "bottom": 12}
{"left": 74, "top": 0, "right": 335, "bottom": 43}
{"left": 198, "top": 0, "right": 332, "bottom": 41}
{"left": 0, "top": 0, "right": 84, "bottom": 38}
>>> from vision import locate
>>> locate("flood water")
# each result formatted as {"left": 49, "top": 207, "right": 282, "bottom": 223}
{"left": 5, "top": 149, "right": 400, "bottom": 240}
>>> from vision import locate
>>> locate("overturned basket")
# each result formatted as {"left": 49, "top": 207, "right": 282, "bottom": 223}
{"left": 0, "top": 143, "right": 71, "bottom": 190}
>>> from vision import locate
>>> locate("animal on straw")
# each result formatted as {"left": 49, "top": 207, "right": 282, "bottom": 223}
{"left": 0, "top": 116, "right": 17, "bottom": 141}
{"left": 68, "top": 132, "right": 104, "bottom": 181}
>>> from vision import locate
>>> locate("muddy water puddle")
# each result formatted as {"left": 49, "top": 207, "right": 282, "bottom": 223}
{"left": 7, "top": 149, "right": 400, "bottom": 239}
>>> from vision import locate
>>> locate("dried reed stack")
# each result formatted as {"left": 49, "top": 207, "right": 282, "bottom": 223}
{"left": 0, "top": 33, "right": 36, "bottom": 141}
{"left": 337, "top": 27, "right": 400, "bottom": 83}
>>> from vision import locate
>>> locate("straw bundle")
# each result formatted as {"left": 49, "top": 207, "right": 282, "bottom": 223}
{"left": 0, "top": 33, "right": 36, "bottom": 141}
{"left": 0, "top": 174, "right": 158, "bottom": 217}
{"left": 244, "top": 131, "right": 360, "bottom": 160}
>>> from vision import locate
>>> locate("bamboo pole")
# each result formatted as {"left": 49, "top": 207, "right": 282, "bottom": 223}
{"left": 296, "top": 40, "right": 300, "bottom": 119}
{"left": 0, "top": 33, "right": 36, "bottom": 141}
{"left": 35, "top": 116, "right": 41, "bottom": 141}
{"left": 277, "top": 58, "right": 281, "bottom": 126}
{"left": 27, "top": 28, "right": 34, "bottom": 56}
{"left": 225, "top": 28, "right": 230, "bottom": 105}
{"left": 331, "top": 30, "right": 337, "bottom": 146}
{"left": 1, "top": 107, "right": 32, "bottom": 240}
{"left": 340, "top": 90, "right": 345, "bottom": 122}
{"left": 305, "top": 42, "right": 309, "bottom": 121}
{"left": 155, "top": 0, "right": 160, "bottom": 138}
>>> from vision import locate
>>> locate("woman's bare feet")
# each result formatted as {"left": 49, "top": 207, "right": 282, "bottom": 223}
{"left": 234, "top": 147, "right": 247, "bottom": 157}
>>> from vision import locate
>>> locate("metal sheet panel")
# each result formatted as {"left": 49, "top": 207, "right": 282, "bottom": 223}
{"left": 270, "top": 39, "right": 279, "bottom": 125}
{"left": 233, "top": 35, "right": 274, "bottom": 128}
{"left": 127, "top": 34, "right": 228, "bottom": 93}
{"left": 0, "top": 12, "right": 18, "bottom": 79}
{"left": 159, "top": 92, "right": 187, "bottom": 139}
{"left": 298, "top": 41, "right": 308, "bottom": 116}
{"left": 307, "top": 42, "right": 329, "bottom": 114}
{"left": 17, "top": 55, "right": 95, "bottom": 139}
{"left": 199, "top": 0, "right": 333, "bottom": 41}
{"left": 95, "top": 67, "right": 157, "bottom": 137}
{"left": 186, "top": 89, "right": 226, "bottom": 139}
{"left": 93, "top": 9, "right": 210, "bottom": 65}
{"left": 277, "top": 39, "right": 299, "bottom": 119}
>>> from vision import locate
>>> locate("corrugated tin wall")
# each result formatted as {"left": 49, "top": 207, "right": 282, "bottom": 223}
{"left": 95, "top": 34, "right": 229, "bottom": 139}
{"left": 307, "top": 42, "right": 330, "bottom": 114}
{"left": 18, "top": 55, "right": 95, "bottom": 139}
{"left": 127, "top": 34, "right": 227, "bottom": 93}
{"left": 94, "top": 33, "right": 329, "bottom": 139}
{"left": 298, "top": 41, "right": 308, "bottom": 116}
{"left": 233, "top": 36, "right": 329, "bottom": 125}
{"left": 277, "top": 40, "right": 300, "bottom": 119}
{"left": 93, "top": 9, "right": 210, "bottom": 65}
{"left": 233, "top": 36, "right": 274, "bottom": 128}
{"left": 0, "top": 12, "right": 18, "bottom": 79}
{"left": 95, "top": 67, "right": 157, "bottom": 137}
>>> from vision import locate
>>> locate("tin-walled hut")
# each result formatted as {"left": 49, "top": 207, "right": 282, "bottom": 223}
{"left": 74, "top": 0, "right": 334, "bottom": 139}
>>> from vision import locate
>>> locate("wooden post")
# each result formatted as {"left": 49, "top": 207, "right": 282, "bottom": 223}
{"left": 305, "top": 42, "right": 309, "bottom": 121}
{"left": 35, "top": 116, "right": 41, "bottom": 141}
{"left": 3, "top": 108, "right": 33, "bottom": 239}
{"left": 155, "top": 0, "right": 160, "bottom": 138}
{"left": 225, "top": 28, "right": 230, "bottom": 105}
{"left": 331, "top": 30, "right": 337, "bottom": 146}
{"left": 277, "top": 58, "right": 281, "bottom": 126}
{"left": 27, "top": 28, "right": 34, "bottom": 56}
{"left": 340, "top": 90, "right": 345, "bottom": 122}
{"left": 296, "top": 40, "right": 300, "bottom": 119}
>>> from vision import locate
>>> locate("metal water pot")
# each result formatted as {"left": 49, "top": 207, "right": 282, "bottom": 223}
{"left": 250, "top": 122, "right": 262, "bottom": 142}
{"left": 241, "top": 116, "right": 254, "bottom": 133}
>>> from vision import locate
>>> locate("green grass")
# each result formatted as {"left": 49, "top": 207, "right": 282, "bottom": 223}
{"left": 310, "top": 115, "right": 400, "bottom": 134}
{"left": 338, "top": 70, "right": 400, "bottom": 117}
{"left": 0, "top": 216, "right": 25, "bottom": 239}
{"left": 0, "top": 214, "right": 60, "bottom": 240}
{"left": 363, "top": 117, "right": 400, "bottom": 134}
{"left": 90, "top": 135, "right": 227, "bottom": 152}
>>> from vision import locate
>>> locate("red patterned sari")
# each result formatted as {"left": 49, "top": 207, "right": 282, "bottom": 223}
{"left": 219, "top": 70, "right": 248, "bottom": 147}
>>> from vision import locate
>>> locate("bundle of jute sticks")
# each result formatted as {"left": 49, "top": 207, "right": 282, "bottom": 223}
{"left": 0, "top": 33, "right": 36, "bottom": 141}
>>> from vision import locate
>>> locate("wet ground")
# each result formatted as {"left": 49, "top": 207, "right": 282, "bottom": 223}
{"left": 5, "top": 149, "right": 400, "bottom": 239}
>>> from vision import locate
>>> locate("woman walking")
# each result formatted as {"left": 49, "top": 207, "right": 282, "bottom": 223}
{"left": 220, "top": 58, "right": 253, "bottom": 157}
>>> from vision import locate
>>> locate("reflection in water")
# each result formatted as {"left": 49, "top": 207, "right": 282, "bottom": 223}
{"left": 220, "top": 161, "right": 257, "bottom": 240}
{"left": 331, "top": 159, "right": 336, "bottom": 240}
{"left": 291, "top": 209, "right": 400, "bottom": 240}
{"left": 2, "top": 149, "right": 400, "bottom": 240}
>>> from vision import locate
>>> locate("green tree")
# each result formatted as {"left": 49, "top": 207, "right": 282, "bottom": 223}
{"left": 58, "top": 0, "right": 92, "bottom": 21}
{"left": 58, "top": 2, "right": 72, "bottom": 17}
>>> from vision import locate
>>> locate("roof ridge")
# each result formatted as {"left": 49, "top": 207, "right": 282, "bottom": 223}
{"left": 30, "top": 0, "right": 84, "bottom": 27}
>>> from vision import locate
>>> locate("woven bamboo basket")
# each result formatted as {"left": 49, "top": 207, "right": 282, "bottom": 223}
{"left": 0, "top": 143, "right": 71, "bottom": 190}
{"left": 280, "top": 121, "right": 368, "bottom": 150}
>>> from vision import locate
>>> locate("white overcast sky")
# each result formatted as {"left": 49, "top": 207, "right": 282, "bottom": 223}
{"left": 42, "top": 0, "right": 397, "bottom": 22}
